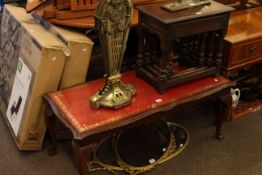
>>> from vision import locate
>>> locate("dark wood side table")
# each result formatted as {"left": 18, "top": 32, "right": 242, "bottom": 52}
{"left": 222, "top": 7, "right": 262, "bottom": 77}
{"left": 43, "top": 71, "right": 234, "bottom": 175}
{"left": 136, "top": 1, "right": 234, "bottom": 93}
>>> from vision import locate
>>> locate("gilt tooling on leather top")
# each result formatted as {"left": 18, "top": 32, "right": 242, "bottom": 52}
{"left": 46, "top": 71, "right": 233, "bottom": 139}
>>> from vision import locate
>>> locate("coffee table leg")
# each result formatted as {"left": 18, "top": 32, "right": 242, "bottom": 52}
{"left": 72, "top": 140, "right": 97, "bottom": 175}
{"left": 44, "top": 106, "right": 58, "bottom": 156}
{"left": 215, "top": 91, "right": 232, "bottom": 140}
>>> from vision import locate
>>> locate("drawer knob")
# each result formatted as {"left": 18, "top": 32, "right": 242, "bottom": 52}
{"left": 250, "top": 47, "right": 256, "bottom": 53}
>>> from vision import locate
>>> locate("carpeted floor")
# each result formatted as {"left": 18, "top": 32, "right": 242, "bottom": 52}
{"left": 0, "top": 104, "right": 261, "bottom": 175}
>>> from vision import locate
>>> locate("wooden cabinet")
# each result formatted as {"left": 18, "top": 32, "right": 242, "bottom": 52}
{"left": 222, "top": 7, "right": 262, "bottom": 76}
{"left": 222, "top": 7, "right": 262, "bottom": 121}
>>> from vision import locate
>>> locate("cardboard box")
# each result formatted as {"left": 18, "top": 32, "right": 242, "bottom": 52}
{"left": 54, "top": 26, "right": 94, "bottom": 89}
{"left": 0, "top": 4, "right": 67, "bottom": 150}
{"left": 31, "top": 12, "right": 94, "bottom": 139}
{"left": 32, "top": 13, "right": 94, "bottom": 89}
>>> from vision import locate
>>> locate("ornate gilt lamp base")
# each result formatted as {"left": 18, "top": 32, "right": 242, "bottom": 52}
{"left": 90, "top": 74, "right": 135, "bottom": 109}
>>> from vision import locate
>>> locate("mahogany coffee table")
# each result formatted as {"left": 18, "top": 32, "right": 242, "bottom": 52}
{"left": 43, "top": 71, "right": 234, "bottom": 175}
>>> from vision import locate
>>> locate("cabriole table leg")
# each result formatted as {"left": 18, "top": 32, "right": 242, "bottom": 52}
{"left": 44, "top": 106, "right": 58, "bottom": 156}
{"left": 72, "top": 140, "right": 97, "bottom": 175}
{"left": 215, "top": 91, "right": 232, "bottom": 140}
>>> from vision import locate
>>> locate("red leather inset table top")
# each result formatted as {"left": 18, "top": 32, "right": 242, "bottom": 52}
{"left": 45, "top": 71, "right": 233, "bottom": 139}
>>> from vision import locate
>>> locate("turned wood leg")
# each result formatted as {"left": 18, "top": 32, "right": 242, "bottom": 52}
{"left": 215, "top": 30, "right": 226, "bottom": 69}
{"left": 158, "top": 37, "right": 173, "bottom": 93}
{"left": 72, "top": 140, "right": 97, "bottom": 175}
{"left": 44, "top": 106, "right": 58, "bottom": 156}
{"left": 207, "top": 31, "right": 216, "bottom": 66}
{"left": 137, "top": 23, "right": 145, "bottom": 67}
{"left": 215, "top": 91, "right": 232, "bottom": 140}
{"left": 198, "top": 33, "right": 208, "bottom": 66}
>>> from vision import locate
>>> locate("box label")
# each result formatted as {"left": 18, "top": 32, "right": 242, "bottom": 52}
{"left": 6, "top": 57, "right": 32, "bottom": 136}
{"left": 25, "top": 129, "right": 43, "bottom": 145}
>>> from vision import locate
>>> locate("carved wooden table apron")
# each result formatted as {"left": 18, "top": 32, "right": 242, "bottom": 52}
{"left": 136, "top": 1, "right": 234, "bottom": 93}
{"left": 43, "top": 71, "right": 234, "bottom": 175}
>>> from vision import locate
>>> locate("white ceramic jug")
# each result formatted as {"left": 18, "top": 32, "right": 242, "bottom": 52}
{"left": 231, "top": 88, "right": 241, "bottom": 109}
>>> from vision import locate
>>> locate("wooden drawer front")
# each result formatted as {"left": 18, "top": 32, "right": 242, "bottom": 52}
{"left": 231, "top": 39, "right": 262, "bottom": 65}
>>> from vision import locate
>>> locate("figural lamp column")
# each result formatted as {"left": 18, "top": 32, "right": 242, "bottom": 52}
{"left": 90, "top": 0, "right": 135, "bottom": 109}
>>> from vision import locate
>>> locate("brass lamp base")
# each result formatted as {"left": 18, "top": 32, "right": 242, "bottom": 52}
{"left": 90, "top": 74, "right": 135, "bottom": 109}
{"left": 90, "top": 0, "right": 135, "bottom": 109}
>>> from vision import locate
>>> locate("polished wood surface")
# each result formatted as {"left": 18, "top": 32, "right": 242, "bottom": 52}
{"left": 136, "top": 1, "right": 233, "bottom": 93}
{"left": 225, "top": 7, "right": 262, "bottom": 44}
{"left": 50, "top": 9, "right": 139, "bottom": 28}
{"left": 33, "top": 0, "right": 169, "bottom": 28}
{"left": 70, "top": 0, "right": 96, "bottom": 11}
{"left": 230, "top": 39, "right": 262, "bottom": 62}
{"left": 137, "top": 1, "right": 233, "bottom": 24}
{"left": 222, "top": 7, "right": 262, "bottom": 76}
{"left": 56, "top": 0, "right": 70, "bottom": 9}
{"left": 215, "top": 0, "right": 248, "bottom": 10}
{"left": 26, "top": 0, "right": 47, "bottom": 12}
{"left": 214, "top": 0, "right": 261, "bottom": 10}
{"left": 55, "top": 9, "right": 93, "bottom": 20}
{"left": 44, "top": 71, "right": 234, "bottom": 175}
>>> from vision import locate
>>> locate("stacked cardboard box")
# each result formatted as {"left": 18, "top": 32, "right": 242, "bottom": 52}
{"left": 31, "top": 14, "right": 94, "bottom": 89}
{"left": 0, "top": 5, "right": 93, "bottom": 150}
{"left": 32, "top": 12, "right": 94, "bottom": 139}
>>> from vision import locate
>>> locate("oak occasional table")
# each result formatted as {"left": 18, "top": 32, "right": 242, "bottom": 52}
{"left": 43, "top": 71, "right": 234, "bottom": 175}
{"left": 136, "top": 1, "right": 234, "bottom": 93}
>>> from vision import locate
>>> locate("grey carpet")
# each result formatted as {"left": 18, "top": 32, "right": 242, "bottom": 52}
{"left": 0, "top": 104, "right": 261, "bottom": 175}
